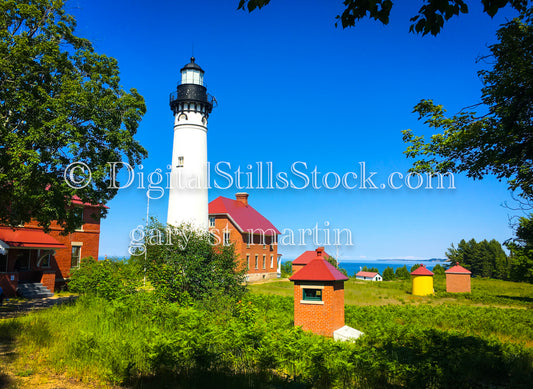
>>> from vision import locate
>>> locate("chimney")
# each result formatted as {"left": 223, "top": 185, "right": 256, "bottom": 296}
{"left": 315, "top": 247, "right": 324, "bottom": 257}
{"left": 235, "top": 192, "right": 249, "bottom": 206}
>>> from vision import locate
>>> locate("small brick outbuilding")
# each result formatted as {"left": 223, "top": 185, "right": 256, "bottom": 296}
{"left": 445, "top": 262, "right": 471, "bottom": 293}
{"left": 289, "top": 249, "right": 348, "bottom": 337}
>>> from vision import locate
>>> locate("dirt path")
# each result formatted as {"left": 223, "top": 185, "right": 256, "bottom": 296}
{"left": 0, "top": 295, "right": 77, "bottom": 320}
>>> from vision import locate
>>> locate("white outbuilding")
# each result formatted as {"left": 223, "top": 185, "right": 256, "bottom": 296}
{"left": 355, "top": 271, "right": 382, "bottom": 281}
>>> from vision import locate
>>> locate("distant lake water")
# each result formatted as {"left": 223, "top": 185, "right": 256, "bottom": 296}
{"left": 283, "top": 259, "right": 449, "bottom": 277}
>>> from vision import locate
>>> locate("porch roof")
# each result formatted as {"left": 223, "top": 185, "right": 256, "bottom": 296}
{"left": 0, "top": 227, "right": 65, "bottom": 250}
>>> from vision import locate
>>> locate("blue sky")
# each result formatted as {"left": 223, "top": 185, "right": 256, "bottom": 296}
{"left": 69, "top": 0, "right": 522, "bottom": 261}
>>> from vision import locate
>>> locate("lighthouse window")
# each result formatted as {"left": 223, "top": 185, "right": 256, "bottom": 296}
{"left": 177, "top": 156, "right": 184, "bottom": 168}
{"left": 303, "top": 288, "right": 322, "bottom": 301}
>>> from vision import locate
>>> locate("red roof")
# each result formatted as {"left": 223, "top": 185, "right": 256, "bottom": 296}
{"left": 208, "top": 196, "right": 280, "bottom": 235}
{"left": 410, "top": 264, "right": 434, "bottom": 276}
{"left": 71, "top": 195, "right": 109, "bottom": 208}
{"left": 289, "top": 257, "right": 348, "bottom": 282}
{"left": 0, "top": 227, "right": 65, "bottom": 249}
{"left": 356, "top": 271, "right": 380, "bottom": 278}
{"left": 445, "top": 263, "right": 471, "bottom": 274}
{"left": 293, "top": 248, "right": 331, "bottom": 265}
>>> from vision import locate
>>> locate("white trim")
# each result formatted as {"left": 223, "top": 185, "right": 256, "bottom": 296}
{"left": 300, "top": 300, "right": 324, "bottom": 305}
{"left": 0, "top": 240, "right": 8, "bottom": 255}
{"left": 299, "top": 284, "right": 324, "bottom": 289}
{"left": 71, "top": 242, "right": 83, "bottom": 246}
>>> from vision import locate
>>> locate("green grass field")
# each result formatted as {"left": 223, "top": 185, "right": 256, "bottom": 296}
{"left": 0, "top": 277, "right": 531, "bottom": 388}
{"left": 249, "top": 276, "right": 533, "bottom": 308}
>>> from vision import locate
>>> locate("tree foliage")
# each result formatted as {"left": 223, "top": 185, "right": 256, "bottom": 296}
{"left": 361, "top": 265, "right": 379, "bottom": 273}
{"left": 142, "top": 220, "right": 246, "bottom": 304}
{"left": 432, "top": 263, "right": 446, "bottom": 276}
{"left": 0, "top": 0, "right": 147, "bottom": 232}
{"left": 446, "top": 238, "right": 511, "bottom": 279}
{"left": 280, "top": 260, "right": 292, "bottom": 277}
{"left": 506, "top": 214, "right": 533, "bottom": 282}
{"left": 382, "top": 266, "right": 395, "bottom": 280}
{"left": 237, "top": 0, "right": 529, "bottom": 36}
{"left": 403, "top": 10, "right": 533, "bottom": 200}
{"left": 395, "top": 265, "right": 411, "bottom": 279}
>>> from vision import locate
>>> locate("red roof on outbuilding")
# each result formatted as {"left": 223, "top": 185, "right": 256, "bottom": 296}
{"left": 445, "top": 263, "right": 471, "bottom": 274}
{"left": 356, "top": 271, "right": 379, "bottom": 278}
{"left": 208, "top": 196, "right": 280, "bottom": 235}
{"left": 410, "top": 264, "right": 434, "bottom": 276}
{"left": 0, "top": 227, "right": 65, "bottom": 249}
{"left": 289, "top": 258, "right": 348, "bottom": 282}
{"left": 293, "top": 248, "right": 331, "bottom": 265}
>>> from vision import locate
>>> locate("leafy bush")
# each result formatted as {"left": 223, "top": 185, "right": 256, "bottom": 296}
{"left": 68, "top": 257, "right": 140, "bottom": 300}
{"left": 143, "top": 220, "right": 246, "bottom": 304}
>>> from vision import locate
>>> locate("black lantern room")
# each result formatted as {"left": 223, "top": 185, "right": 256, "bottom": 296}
{"left": 169, "top": 57, "right": 215, "bottom": 117}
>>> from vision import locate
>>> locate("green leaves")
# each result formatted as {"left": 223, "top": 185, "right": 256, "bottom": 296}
{"left": 143, "top": 220, "right": 247, "bottom": 304}
{"left": 404, "top": 10, "right": 533, "bottom": 200}
{"left": 237, "top": 1, "right": 529, "bottom": 36}
{"left": 0, "top": 0, "right": 147, "bottom": 232}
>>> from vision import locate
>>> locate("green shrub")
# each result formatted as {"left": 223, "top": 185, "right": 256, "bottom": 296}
{"left": 143, "top": 220, "right": 246, "bottom": 304}
{"left": 68, "top": 257, "right": 139, "bottom": 300}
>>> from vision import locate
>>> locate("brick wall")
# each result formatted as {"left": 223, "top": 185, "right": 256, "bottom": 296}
{"left": 0, "top": 273, "right": 18, "bottom": 297}
{"left": 293, "top": 280, "right": 345, "bottom": 337}
{"left": 210, "top": 215, "right": 278, "bottom": 280}
{"left": 4, "top": 205, "right": 101, "bottom": 291}
{"left": 40, "top": 271, "right": 56, "bottom": 293}
{"left": 292, "top": 264, "right": 304, "bottom": 274}
{"left": 446, "top": 273, "right": 471, "bottom": 293}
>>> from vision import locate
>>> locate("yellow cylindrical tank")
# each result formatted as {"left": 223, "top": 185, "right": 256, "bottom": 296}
{"left": 410, "top": 265, "right": 434, "bottom": 296}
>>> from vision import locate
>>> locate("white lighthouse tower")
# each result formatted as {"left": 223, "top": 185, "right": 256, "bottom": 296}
{"left": 167, "top": 57, "right": 214, "bottom": 229}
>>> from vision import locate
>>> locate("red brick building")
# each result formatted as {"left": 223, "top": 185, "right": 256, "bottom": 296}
{"left": 445, "top": 262, "right": 471, "bottom": 293}
{"left": 208, "top": 193, "right": 280, "bottom": 282}
{"left": 0, "top": 199, "right": 103, "bottom": 297}
{"left": 292, "top": 247, "right": 331, "bottom": 274}
{"left": 289, "top": 248, "right": 349, "bottom": 337}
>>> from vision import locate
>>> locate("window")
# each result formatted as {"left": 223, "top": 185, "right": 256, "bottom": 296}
{"left": 177, "top": 156, "right": 184, "bottom": 168}
{"left": 71, "top": 245, "right": 82, "bottom": 268}
{"left": 270, "top": 255, "right": 274, "bottom": 269}
{"left": 15, "top": 251, "right": 30, "bottom": 271}
{"left": 246, "top": 234, "right": 250, "bottom": 249}
{"left": 223, "top": 231, "right": 230, "bottom": 246}
{"left": 263, "top": 255, "right": 266, "bottom": 269}
{"left": 0, "top": 254, "right": 7, "bottom": 273}
{"left": 209, "top": 216, "right": 215, "bottom": 228}
{"left": 254, "top": 255, "right": 258, "bottom": 269}
{"left": 37, "top": 250, "right": 51, "bottom": 268}
{"left": 303, "top": 288, "right": 322, "bottom": 301}
{"left": 246, "top": 254, "right": 250, "bottom": 270}
{"left": 73, "top": 207, "right": 84, "bottom": 231}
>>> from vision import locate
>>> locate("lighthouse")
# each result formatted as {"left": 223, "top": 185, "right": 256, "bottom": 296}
{"left": 167, "top": 57, "right": 214, "bottom": 229}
